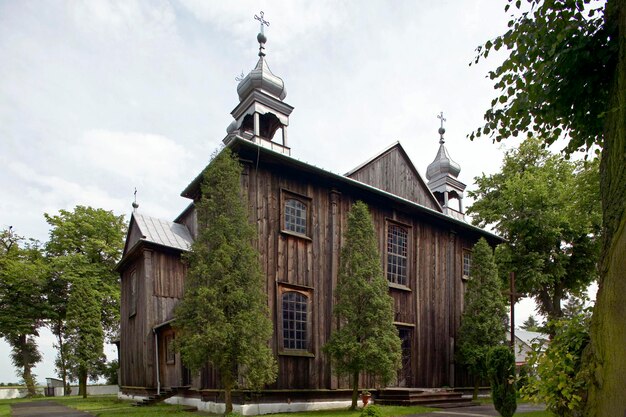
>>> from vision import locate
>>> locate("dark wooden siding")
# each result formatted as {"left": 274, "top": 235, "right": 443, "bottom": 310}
{"left": 120, "top": 248, "right": 187, "bottom": 389}
{"left": 347, "top": 146, "right": 441, "bottom": 211}
{"left": 121, "top": 149, "right": 487, "bottom": 391}
{"left": 239, "top": 158, "right": 476, "bottom": 389}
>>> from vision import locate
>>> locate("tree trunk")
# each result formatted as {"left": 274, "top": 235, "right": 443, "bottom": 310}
{"left": 54, "top": 327, "right": 70, "bottom": 396}
{"left": 224, "top": 383, "right": 233, "bottom": 415}
{"left": 473, "top": 375, "right": 479, "bottom": 401}
{"left": 15, "top": 334, "right": 37, "bottom": 397}
{"left": 351, "top": 371, "right": 359, "bottom": 410}
{"left": 79, "top": 368, "right": 87, "bottom": 398}
{"left": 586, "top": 1, "right": 626, "bottom": 416}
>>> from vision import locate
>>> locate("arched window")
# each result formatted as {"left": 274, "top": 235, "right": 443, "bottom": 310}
{"left": 282, "top": 291, "right": 308, "bottom": 350}
{"left": 387, "top": 224, "right": 408, "bottom": 286}
{"left": 284, "top": 198, "right": 307, "bottom": 235}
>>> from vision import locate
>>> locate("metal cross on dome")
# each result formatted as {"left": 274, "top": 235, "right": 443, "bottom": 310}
{"left": 255, "top": 11, "right": 270, "bottom": 34}
{"left": 437, "top": 111, "right": 446, "bottom": 129}
{"left": 437, "top": 112, "right": 447, "bottom": 144}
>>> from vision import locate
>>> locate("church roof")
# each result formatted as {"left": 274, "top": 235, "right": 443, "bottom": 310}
{"left": 181, "top": 137, "right": 503, "bottom": 244}
{"left": 132, "top": 213, "right": 193, "bottom": 252}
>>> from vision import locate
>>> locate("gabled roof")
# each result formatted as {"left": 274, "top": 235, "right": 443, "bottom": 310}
{"left": 345, "top": 141, "right": 443, "bottom": 211}
{"left": 515, "top": 329, "right": 549, "bottom": 347}
{"left": 181, "top": 137, "right": 504, "bottom": 244}
{"left": 121, "top": 212, "right": 193, "bottom": 258}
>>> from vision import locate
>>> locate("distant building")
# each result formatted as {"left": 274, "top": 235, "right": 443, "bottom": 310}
{"left": 507, "top": 329, "right": 549, "bottom": 366}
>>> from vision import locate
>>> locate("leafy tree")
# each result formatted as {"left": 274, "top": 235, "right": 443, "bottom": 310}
{"left": 487, "top": 345, "right": 517, "bottom": 417}
{"left": 471, "top": 1, "right": 625, "bottom": 413}
{"left": 468, "top": 138, "right": 601, "bottom": 329}
{"left": 0, "top": 228, "right": 48, "bottom": 396}
{"left": 45, "top": 206, "right": 126, "bottom": 396}
{"left": 521, "top": 316, "right": 541, "bottom": 332}
{"left": 521, "top": 312, "right": 591, "bottom": 417}
{"left": 175, "top": 148, "right": 276, "bottom": 414}
{"left": 324, "top": 201, "right": 402, "bottom": 410}
{"left": 456, "top": 238, "right": 507, "bottom": 400}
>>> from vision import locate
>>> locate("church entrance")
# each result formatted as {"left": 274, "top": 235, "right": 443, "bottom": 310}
{"left": 397, "top": 328, "right": 413, "bottom": 387}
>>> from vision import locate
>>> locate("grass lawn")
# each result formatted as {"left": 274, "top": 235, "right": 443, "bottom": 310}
{"left": 264, "top": 405, "right": 438, "bottom": 417}
{"left": 0, "top": 396, "right": 438, "bottom": 417}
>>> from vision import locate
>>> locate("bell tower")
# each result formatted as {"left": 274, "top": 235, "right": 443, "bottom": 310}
{"left": 224, "top": 12, "right": 293, "bottom": 156}
{"left": 426, "top": 112, "right": 467, "bottom": 221}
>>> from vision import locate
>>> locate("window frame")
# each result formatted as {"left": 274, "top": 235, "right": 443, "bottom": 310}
{"left": 277, "top": 284, "right": 314, "bottom": 357}
{"left": 462, "top": 249, "right": 472, "bottom": 280}
{"left": 165, "top": 333, "right": 175, "bottom": 365}
{"left": 385, "top": 220, "right": 411, "bottom": 289}
{"left": 280, "top": 189, "right": 312, "bottom": 240}
{"left": 129, "top": 268, "right": 137, "bottom": 318}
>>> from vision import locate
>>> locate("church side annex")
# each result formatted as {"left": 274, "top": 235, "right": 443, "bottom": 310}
{"left": 116, "top": 19, "right": 503, "bottom": 414}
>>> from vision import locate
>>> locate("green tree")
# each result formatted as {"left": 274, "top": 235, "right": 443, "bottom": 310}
{"left": 66, "top": 275, "right": 104, "bottom": 398}
{"left": 45, "top": 206, "right": 126, "bottom": 397}
{"left": 521, "top": 312, "right": 591, "bottom": 417}
{"left": 0, "top": 228, "right": 48, "bottom": 396}
{"left": 456, "top": 238, "right": 507, "bottom": 400}
{"left": 487, "top": 345, "right": 517, "bottom": 417}
{"left": 174, "top": 148, "right": 276, "bottom": 414}
{"left": 468, "top": 138, "right": 601, "bottom": 329}
{"left": 520, "top": 316, "right": 541, "bottom": 332}
{"left": 471, "top": 1, "right": 625, "bottom": 413}
{"left": 324, "top": 201, "right": 402, "bottom": 410}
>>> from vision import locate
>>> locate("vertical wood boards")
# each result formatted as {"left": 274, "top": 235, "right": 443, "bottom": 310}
{"left": 120, "top": 150, "right": 489, "bottom": 391}
{"left": 346, "top": 145, "right": 440, "bottom": 211}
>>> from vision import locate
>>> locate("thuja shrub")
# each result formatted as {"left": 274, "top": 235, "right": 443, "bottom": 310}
{"left": 360, "top": 405, "right": 382, "bottom": 417}
{"left": 487, "top": 346, "right": 517, "bottom": 417}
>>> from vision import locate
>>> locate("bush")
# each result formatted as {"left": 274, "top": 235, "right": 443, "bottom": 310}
{"left": 359, "top": 405, "right": 382, "bottom": 417}
{"left": 488, "top": 345, "right": 517, "bottom": 417}
{"left": 520, "top": 312, "right": 590, "bottom": 417}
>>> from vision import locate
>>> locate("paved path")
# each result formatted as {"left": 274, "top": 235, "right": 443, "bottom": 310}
{"left": 408, "top": 403, "right": 546, "bottom": 417}
{"left": 11, "top": 401, "right": 95, "bottom": 417}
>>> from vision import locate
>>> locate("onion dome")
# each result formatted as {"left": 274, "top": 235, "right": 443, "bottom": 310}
{"left": 236, "top": 32, "right": 287, "bottom": 101}
{"left": 426, "top": 126, "right": 461, "bottom": 180}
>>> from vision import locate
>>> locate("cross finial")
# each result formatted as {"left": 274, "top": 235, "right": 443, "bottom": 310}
{"left": 437, "top": 111, "right": 447, "bottom": 144}
{"left": 132, "top": 187, "right": 139, "bottom": 211}
{"left": 254, "top": 11, "right": 270, "bottom": 57}
{"left": 255, "top": 11, "right": 270, "bottom": 34}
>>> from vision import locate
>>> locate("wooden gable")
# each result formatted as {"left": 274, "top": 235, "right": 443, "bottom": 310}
{"left": 346, "top": 142, "right": 442, "bottom": 211}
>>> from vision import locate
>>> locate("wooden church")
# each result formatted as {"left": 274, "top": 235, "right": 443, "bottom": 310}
{"left": 116, "top": 26, "right": 502, "bottom": 413}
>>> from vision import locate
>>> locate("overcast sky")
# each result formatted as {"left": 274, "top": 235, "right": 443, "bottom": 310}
{"left": 0, "top": 0, "right": 551, "bottom": 384}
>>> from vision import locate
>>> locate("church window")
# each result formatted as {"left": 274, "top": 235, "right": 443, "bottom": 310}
{"left": 129, "top": 269, "right": 137, "bottom": 317}
{"left": 281, "top": 291, "right": 308, "bottom": 351}
{"left": 285, "top": 199, "right": 307, "bottom": 235}
{"left": 387, "top": 223, "right": 408, "bottom": 286}
{"left": 463, "top": 250, "right": 472, "bottom": 279}
{"left": 165, "top": 334, "right": 175, "bottom": 364}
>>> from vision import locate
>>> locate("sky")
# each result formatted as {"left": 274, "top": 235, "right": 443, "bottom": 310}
{"left": 0, "top": 0, "right": 582, "bottom": 384}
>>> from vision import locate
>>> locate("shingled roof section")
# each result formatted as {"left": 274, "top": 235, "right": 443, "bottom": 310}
{"left": 134, "top": 213, "right": 193, "bottom": 252}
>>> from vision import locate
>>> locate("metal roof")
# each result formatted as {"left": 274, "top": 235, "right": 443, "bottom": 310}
{"left": 134, "top": 213, "right": 193, "bottom": 252}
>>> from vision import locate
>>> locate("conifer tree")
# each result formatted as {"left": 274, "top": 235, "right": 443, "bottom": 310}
{"left": 324, "top": 201, "right": 401, "bottom": 410}
{"left": 457, "top": 238, "right": 507, "bottom": 400}
{"left": 175, "top": 148, "right": 276, "bottom": 414}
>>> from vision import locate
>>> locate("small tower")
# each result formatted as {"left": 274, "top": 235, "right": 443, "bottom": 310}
{"left": 426, "top": 112, "right": 466, "bottom": 220}
{"left": 224, "top": 12, "right": 293, "bottom": 156}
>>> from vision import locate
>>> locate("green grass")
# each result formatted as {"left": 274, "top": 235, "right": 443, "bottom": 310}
{"left": 0, "top": 395, "right": 440, "bottom": 417}
{"left": 264, "top": 405, "right": 437, "bottom": 417}
{"left": 516, "top": 411, "right": 554, "bottom": 417}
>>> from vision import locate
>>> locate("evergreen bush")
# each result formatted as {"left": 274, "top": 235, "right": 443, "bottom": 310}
{"left": 487, "top": 345, "right": 517, "bottom": 417}
{"left": 359, "top": 405, "right": 382, "bottom": 417}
